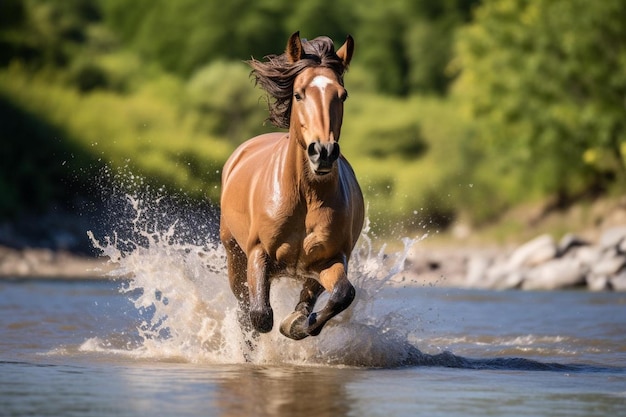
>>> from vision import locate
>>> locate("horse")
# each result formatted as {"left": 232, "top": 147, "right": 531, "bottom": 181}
{"left": 219, "top": 31, "right": 364, "bottom": 340}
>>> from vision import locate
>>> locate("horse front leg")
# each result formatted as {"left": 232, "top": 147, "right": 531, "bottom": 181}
{"left": 222, "top": 234, "right": 253, "bottom": 331}
{"left": 280, "top": 278, "right": 324, "bottom": 340}
{"left": 247, "top": 246, "right": 273, "bottom": 333}
{"left": 281, "top": 258, "right": 355, "bottom": 340}
{"left": 306, "top": 260, "right": 355, "bottom": 336}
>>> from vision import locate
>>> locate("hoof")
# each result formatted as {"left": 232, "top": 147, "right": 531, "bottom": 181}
{"left": 279, "top": 311, "right": 309, "bottom": 340}
{"left": 250, "top": 309, "right": 273, "bottom": 333}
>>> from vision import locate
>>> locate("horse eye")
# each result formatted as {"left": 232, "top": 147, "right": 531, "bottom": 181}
{"left": 340, "top": 91, "right": 349, "bottom": 102}
{"left": 294, "top": 92, "right": 303, "bottom": 101}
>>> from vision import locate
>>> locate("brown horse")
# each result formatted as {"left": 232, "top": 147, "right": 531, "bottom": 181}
{"left": 219, "top": 32, "right": 364, "bottom": 340}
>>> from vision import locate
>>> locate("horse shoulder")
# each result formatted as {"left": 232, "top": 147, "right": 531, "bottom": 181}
{"left": 222, "top": 133, "right": 285, "bottom": 181}
{"left": 221, "top": 133, "right": 290, "bottom": 252}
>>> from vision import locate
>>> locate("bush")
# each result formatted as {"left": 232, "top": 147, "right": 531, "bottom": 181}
{"left": 454, "top": 0, "right": 626, "bottom": 204}
{"left": 0, "top": 67, "right": 233, "bottom": 206}
{"left": 185, "top": 61, "right": 272, "bottom": 143}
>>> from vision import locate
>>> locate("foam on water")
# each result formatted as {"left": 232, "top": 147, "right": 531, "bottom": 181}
{"left": 85, "top": 188, "right": 425, "bottom": 367}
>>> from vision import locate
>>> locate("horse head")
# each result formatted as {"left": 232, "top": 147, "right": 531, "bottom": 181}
{"left": 286, "top": 32, "right": 354, "bottom": 177}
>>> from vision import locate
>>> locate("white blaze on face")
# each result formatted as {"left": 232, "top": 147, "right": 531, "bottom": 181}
{"left": 309, "top": 75, "right": 333, "bottom": 92}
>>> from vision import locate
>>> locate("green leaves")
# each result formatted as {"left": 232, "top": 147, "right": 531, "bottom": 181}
{"left": 455, "top": 0, "right": 626, "bottom": 202}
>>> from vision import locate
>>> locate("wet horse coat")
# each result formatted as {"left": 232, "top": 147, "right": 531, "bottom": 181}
{"left": 220, "top": 32, "right": 364, "bottom": 340}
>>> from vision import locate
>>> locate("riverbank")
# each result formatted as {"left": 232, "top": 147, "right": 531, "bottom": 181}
{"left": 402, "top": 225, "right": 626, "bottom": 291}
{"left": 399, "top": 195, "right": 626, "bottom": 291}
{"left": 2, "top": 225, "right": 625, "bottom": 291}
{"left": 0, "top": 245, "right": 114, "bottom": 279}
{"left": 1, "top": 197, "right": 625, "bottom": 290}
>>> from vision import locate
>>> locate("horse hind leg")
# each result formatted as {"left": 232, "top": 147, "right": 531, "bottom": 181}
{"left": 279, "top": 278, "right": 324, "bottom": 340}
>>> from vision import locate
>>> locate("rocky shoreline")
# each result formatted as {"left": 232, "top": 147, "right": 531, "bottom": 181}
{"left": 403, "top": 225, "right": 626, "bottom": 291}
{"left": 2, "top": 226, "right": 626, "bottom": 291}
{"left": 0, "top": 245, "right": 114, "bottom": 279}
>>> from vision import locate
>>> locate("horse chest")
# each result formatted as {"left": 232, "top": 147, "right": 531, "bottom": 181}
{"left": 270, "top": 207, "right": 341, "bottom": 271}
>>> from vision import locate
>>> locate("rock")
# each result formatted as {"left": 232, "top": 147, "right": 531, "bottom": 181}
{"left": 590, "top": 252, "right": 626, "bottom": 276}
{"left": 598, "top": 226, "right": 626, "bottom": 251}
{"left": 610, "top": 270, "right": 626, "bottom": 291}
{"left": 587, "top": 274, "right": 609, "bottom": 291}
{"left": 465, "top": 256, "right": 491, "bottom": 288}
{"left": 497, "top": 269, "right": 525, "bottom": 290}
{"left": 521, "top": 258, "right": 586, "bottom": 290}
{"left": 0, "top": 245, "right": 113, "bottom": 278}
{"left": 569, "top": 245, "right": 601, "bottom": 266}
{"left": 482, "top": 261, "right": 512, "bottom": 289}
{"left": 557, "top": 233, "right": 589, "bottom": 257}
{"left": 507, "top": 234, "right": 557, "bottom": 269}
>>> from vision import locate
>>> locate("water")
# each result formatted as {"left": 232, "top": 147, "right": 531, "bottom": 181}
{"left": 1, "top": 194, "right": 625, "bottom": 416}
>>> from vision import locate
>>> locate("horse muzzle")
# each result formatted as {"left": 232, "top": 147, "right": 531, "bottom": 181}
{"left": 307, "top": 141, "right": 340, "bottom": 175}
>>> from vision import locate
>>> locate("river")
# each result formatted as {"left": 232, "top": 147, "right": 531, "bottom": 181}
{"left": 1, "top": 275, "right": 624, "bottom": 416}
{"left": 1, "top": 194, "right": 625, "bottom": 416}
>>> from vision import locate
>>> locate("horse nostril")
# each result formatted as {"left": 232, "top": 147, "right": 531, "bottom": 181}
{"left": 329, "top": 143, "right": 340, "bottom": 162}
{"left": 308, "top": 142, "right": 321, "bottom": 161}
{"left": 322, "top": 142, "right": 339, "bottom": 163}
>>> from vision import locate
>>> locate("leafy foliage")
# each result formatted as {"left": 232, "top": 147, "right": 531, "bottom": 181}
{"left": 1, "top": 0, "right": 625, "bottom": 236}
{"left": 454, "top": 0, "right": 626, "bottom": 206}
{"left": 184, "top": 61, "right": 272, "bottom": 141}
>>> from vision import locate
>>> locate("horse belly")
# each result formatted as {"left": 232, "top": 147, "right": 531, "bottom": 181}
{"left": 273, "top": 263, "right": 318, "bottom": 283}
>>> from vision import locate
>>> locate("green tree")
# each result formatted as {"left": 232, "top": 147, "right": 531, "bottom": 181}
{"left": 354, "top": 0, "right": 479, "bottom": 95}
{"left": 185, "top": 61, "right": 270, "bottom": 141}
{"left": 0, "top": 0, "right": 102, "bottom": 69}
{"left": 98, "top": 0, "right": 477, "bottom": 94}
{"left": 405, "top": 0, "right": 478, "bottom": 94}
{"left": 99, "top": 0, "right": 288, "bottom": 77}
{"left": 454, "top": 0, "right": 626, "bottom": 204}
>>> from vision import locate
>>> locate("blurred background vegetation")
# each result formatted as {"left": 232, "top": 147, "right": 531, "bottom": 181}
{"left": 1, "top": 0, "right": 625, "bottom": 240}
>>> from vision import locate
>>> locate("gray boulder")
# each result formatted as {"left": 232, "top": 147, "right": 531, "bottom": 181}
{"left": 610, "top": 270, "right": 626, "bottom": 291}
{"left": 507, "top": 234, "right": 557, "bottom": 269}
{"left": 598, "top": 226, "right": 626, "bottom": 251}
{"left": 521, "top": 258, "right": 586, "bottom": 290}
{"left": 587, "top": 274, "right": 610, "bottom": 291}
{"left": 557, "top": 233, "right": 590, "bottom": 257}
{"left": 590, "top": 251, "right": 626, "bottom": 276}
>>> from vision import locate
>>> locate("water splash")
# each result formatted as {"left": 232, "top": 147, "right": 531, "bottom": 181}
{"left": 86, "top": 188, "right": 426, "bottom": 367}
{"left": 83, "top": 183, "right": 615, "bottom": 373}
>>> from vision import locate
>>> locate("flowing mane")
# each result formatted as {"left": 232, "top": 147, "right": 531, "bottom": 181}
{"left": 248, "top": 36, "right": 348, "bottom": 129}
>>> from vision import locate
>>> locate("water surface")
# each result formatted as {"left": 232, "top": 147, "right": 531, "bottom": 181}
{"left": 2, "top": 194, "right": 624, "bottom": 416}
{"left": 1, "top": 278, "right": 624, "bottom": 417}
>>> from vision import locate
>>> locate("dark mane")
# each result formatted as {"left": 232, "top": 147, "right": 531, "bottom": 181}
{"left": 248, "top": 36, "right": 347, "bottom": 129}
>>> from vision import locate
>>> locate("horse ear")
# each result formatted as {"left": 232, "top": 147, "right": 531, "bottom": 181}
{"left": 286, "top": 31, "right": 303, "bottom": 63}
{"left": 336, "top": 35, "right": 355, "bottom": 69}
